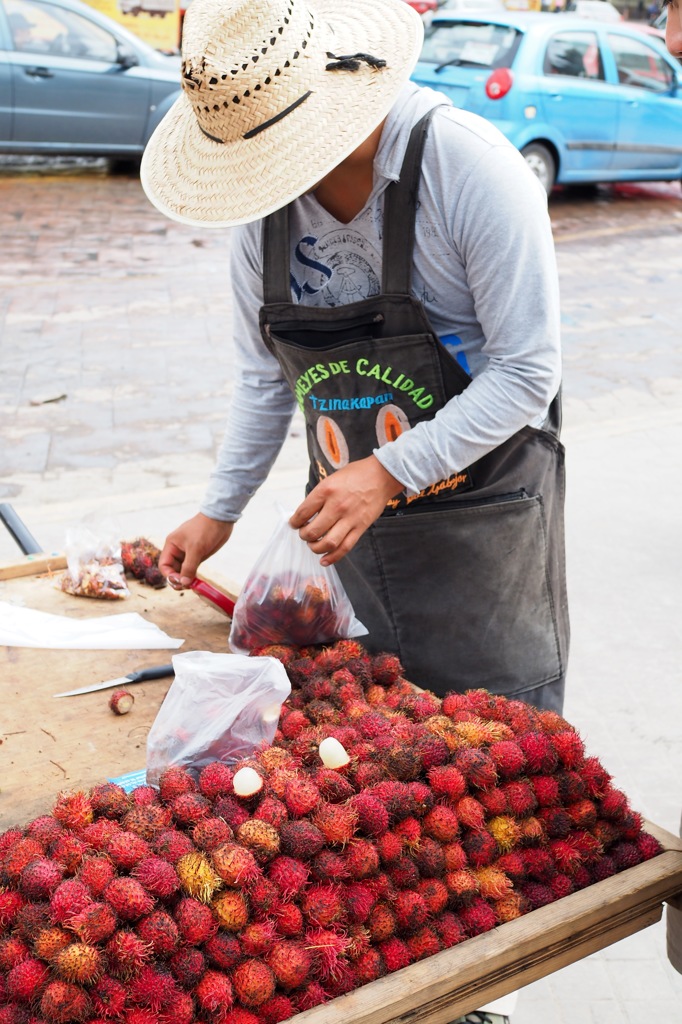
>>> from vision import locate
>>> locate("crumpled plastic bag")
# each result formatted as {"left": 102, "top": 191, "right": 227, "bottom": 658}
{"left": 145, "top": 651, "right": 291, "bottom": 785}
{"left": 56, "top": 520, "right": 128, "bottom": 600}
{"left": 229, "top": 509, "right": 367, "bottom": 653}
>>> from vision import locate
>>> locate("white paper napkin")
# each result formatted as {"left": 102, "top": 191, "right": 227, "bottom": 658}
{"left": 0, "top": 601, "right": 184, "bottom": 650}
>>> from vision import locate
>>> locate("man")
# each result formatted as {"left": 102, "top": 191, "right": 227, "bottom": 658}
{"left": 143, "top": 0, "right": 569, "bottom": 717}
{"left": 665, "top": 0, "right": 682, "bottom": 55}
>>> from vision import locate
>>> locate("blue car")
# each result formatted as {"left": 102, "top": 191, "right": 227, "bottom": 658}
{"left": 411, "top": 11, "right": 682, "bottom": 192}
{"left": 0, "top": 0, "right": 180, "bottom": 157}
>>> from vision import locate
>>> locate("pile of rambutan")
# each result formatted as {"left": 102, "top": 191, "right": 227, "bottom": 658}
{"left": 0, "top": 639, "right": 663, "bottom": 1023}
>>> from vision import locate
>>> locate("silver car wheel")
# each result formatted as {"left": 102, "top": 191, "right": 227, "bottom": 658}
{"left": 521, "top": 143, "right": 556, "bottom": 196}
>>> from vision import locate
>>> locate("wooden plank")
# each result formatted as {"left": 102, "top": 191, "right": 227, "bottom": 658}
{"left": 0, "top": 566, "right": 238, "bottom": 828}
{"left": 0, "top": 553, "right": 67, "bottom": 579}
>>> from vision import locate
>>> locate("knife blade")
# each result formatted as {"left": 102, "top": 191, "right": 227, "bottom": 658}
{"left": 53, "top": 663, "right": 175, "bottom": 698}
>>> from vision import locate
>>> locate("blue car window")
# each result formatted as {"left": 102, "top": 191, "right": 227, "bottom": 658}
{"left": 543, "top": 31, "right": 604, "bottom": 81}
{"left": 607, "top": 32, "right": 674, "bottom": 92}
{"left": 6, "top": 0, "right": 118, "bottom": 62}
{"left": 422, "top": 20, "right": 522, "bottom": 70}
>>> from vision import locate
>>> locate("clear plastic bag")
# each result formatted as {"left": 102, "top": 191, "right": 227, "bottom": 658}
{"left": 56, "top": 520, "right": 129, "bottom": 600}
{"left": 228, "top": 509, "right": 367, "bottom": 654}
{"left": 146, "top": 651, "right": 291, "bottom": 785}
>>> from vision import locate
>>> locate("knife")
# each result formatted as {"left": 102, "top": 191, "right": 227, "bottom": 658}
{"left": 53, "top": 663, "right": 175, "bottom": 698}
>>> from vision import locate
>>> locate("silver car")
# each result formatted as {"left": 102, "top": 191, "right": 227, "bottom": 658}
{"left": 0, "top": 0, "right": 181, "bottom": 156}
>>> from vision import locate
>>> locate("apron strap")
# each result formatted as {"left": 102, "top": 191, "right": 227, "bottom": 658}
{"left": 262, "top": 205, "right": 291, "bottom": 305}
{"left": 381, "top": 106, "right": 441, "bottom": 295}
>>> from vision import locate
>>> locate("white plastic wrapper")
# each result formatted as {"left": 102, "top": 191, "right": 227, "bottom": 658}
{"left": 145, "top": 651, "right": 291, "bottom": 785}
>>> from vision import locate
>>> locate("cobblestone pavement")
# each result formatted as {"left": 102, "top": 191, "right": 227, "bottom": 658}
{"left": 1, "top": 167, "right": 681, "bottom": 1021}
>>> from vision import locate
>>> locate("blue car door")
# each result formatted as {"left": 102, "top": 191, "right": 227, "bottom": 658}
{"left": 7, "top": 0, "right": 149, "bottom": 151}
{"left": 0, "top": 15, "right": 13, "bottom": 142}
{"left": 535, "top": 28, "right": 623, "bottom": 179}
{"left": 605, "top": 31, "right": 682, "bottom": 175}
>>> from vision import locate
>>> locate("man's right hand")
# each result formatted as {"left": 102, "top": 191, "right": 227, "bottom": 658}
{"left": 159, "top": 513, "right": 235, "bottom": 589}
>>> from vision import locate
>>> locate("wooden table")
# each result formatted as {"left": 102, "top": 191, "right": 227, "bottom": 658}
{"left": 2, "top": 555, "right": 681, "bottom": 1021}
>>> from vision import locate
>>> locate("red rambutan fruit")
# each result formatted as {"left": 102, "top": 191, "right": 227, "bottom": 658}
{"left": 550, "top": 873, "right": 575, "bottom": 900}
{"left": 212, "top": 890, "right": 250, "bottom": 932}
{"left": 376, "top": 831, "right": 403, "bottom": 864}
{"left": 0, "top": 888, "right": 26, "bottom": 930}
{"left": 211, "top": 796, "right": 251, "bottom": 832}
{"left": 270, "top": 902, "right": 302, "bottom": 939}
{"left": 174, "top": 897, "right": 218, "bottom": 946}
{"left": 352, "top": 762, "right": 388, "bottom": 789}
{"left": 610, "top": 841, "right": 644, "bottom": 871}
{"left": 311, "top": 803, "right": 358, "bottom": 848}
{"left": 406, "top": 925, "right": 441, "bottom": 961}
{"left": 128, "top": 964, "right": 175, "bottom": 1010}
{"left": 90, "top": 975, "right": 128, "bottom": 1018}
{"left": 53, "top": 791, "right": 93, "bottom": 832}
{"left": 198, "top": 761, "right": 235, "bottom": 800}
{"left": 0, "top": 934, "right": 30, "bottom": 970}
{"left": 366, "top": 902, "right": 396, "bottom": 942}
{"left": 325, "top": 960, "right": 359, "bottom": 997}
{"left": 301, "top": 883, "right": 347, "bottom": 927}
{"left": 442, "top": 841, "right": 468, "bottom": 872}
{"left": 565, "top": 799, "right": 598, "bottom": 831}
{"left": 310, "top": 769, "right": 355, "bottom": 805}
{"left": 90, "top": 782, "right": 131, "bottom": 820}
{"left": 279, "top": 820, "right": 326, "bottom": 861}
{"left": 550, "top": 730, "right": 585, "bottom": 769}
{"left": 412, "top": 837, "right": 447, "bottom": 878}
{"left": 392, "top": 816, "right": 421, "bottom": 851}
{"left": 267, "top": 855, "right": 309, "bottom": 898}
{"left": 417, "top": 877, "right": 449, "bottom": 915}
{"left": 343, "top": 881, "right": 377, "bottom": 924}
{"left": 519, "top": 881, "right": 556, "bottom": 909}
{"left": 7, "top": 955, "right": 50, "bottom": 1001}
{"left": 266, "top": 939, "right": 313, "bottom": 990}
{"left": 377, "top": 936, "right": 412, "bottom": 972}
{"left": 106, "top": 831, "right": 151, "bottom": 871}
{"left": 537, "top": 806, "right": 573, "bottom": 839}
{"left": 232, "top": 959, "right": 276, "bottom": 1007}
{"left": 423, "top": 805, "right": 460, "bottom": 843}
{"left": 293, "top": 982, "right": 328, "bottom": 1012}
{"left": 132, "top": 857, "right": 181, "bottom": 899}
{"left": 50, "top": 880, "right": 93, "bottom": 925}
{"left": 136, "top": 910, "right": 179, "bottom": 957}
{"left": 104, "top": 877, "right": 154, "bottom": 921}
{"left": 79, "top": 818, "right": 121, "bottom": 853}
{"left": 169, "top": 945, "right": 206, "bottom": 988}
{"left": 130, "top": 785, "right": 161, "bottom": 806}
{"left": 444, "top": 868, "right": 479, "bottom": 904}
{"left": 160, "top": 990, "right": 195, "bottom": 1024}
{"left": 521, "top": 847, "right": 557, "bottom": 882}
{"left": 434, "top": 910, "right": 467, "bottom": 948}
{"left": 636, "top": 832, "right": 663, "bottom": 861}
{"left": 123, "top": 1011, "right": 160, "bottom": 1024}
{"left": 1, "top": 836, "right": 44, "bottom": 882}
{"left": 518, "top": 816, "right": 547, "bottom": 845}
{"left": 280, "top": 709, "right": 312, "bottom": 740}
{"left": 151, "top": 829, "right": 194, "bottom": 865}
{"left": 599, "top": 787, "right": 630, "bottom": 822}
{"left": 14, "top": 900, "right": 52, "bottom": 943}
{"left": 105, "top": 928, "right": 151, "bottom": 977}
{"left": 68, "top": 901, "right": 118, "bottom": 945}
{"left": 454, "top": 748, "right": 498, "bottom": 791}
{"left": 158, "top": 766, "right": 198, "bottom": 804}
{"left": 556, "top": 770, "right": 587, "bottom": 803}
{"left": 259, "top": 994, "right": 296, "bottom": 1024}
{"left": 462, "top": 829, "right": 499, "bottom": 868}
{"left": 487, "top": 815, "right": 523, "bottom": 853}
{"left": 580, "top": 757, "right": 612, "bottom": 799}
{"left": 343, "top": 838, "right": 380, "bottom": 880}
{"left": 236, "top": 820, "right": 281, "bottom": 863}
{"left": 529, "top": 774, "right": 561, "bottom": 808}
{"left": 454, "top": 797, "right": 486, "bottom": 830}
{"left": 459, "top": 897, "right": 497, "bottom": 936}
{"left": 488, "top": 741, "right": 526, "bottom": 779}
{"left": 417, "top": 734, "right": 451, "bottom": 771}
{"left": 33, "top": 926, "right": 72, "bottom": 962}
{"left": 49, "top": 834, "right": 87, "bottom": 876}
{"left": 392, "top": 890, "right": 429, "bottom": 934}
{"left": 252, "top": 797, "right": 289, "bottom": 831}
{"left": 518, "top": 732, "right": 558, "bottom": 775}
{"left": 479, "top": 788, "right": 510, "bottom": 817}
{"left": 502, "top": 781, "right": 538, "bottom": 818}
{"left": 348, "top": 793, "right": 389, "bottom": 838}
{"left": 211, "top": 843, "right": 261, "bottom": 888}
{"left": 27, "top": 815, "right": 65, "bottom": 847}
{"left": 239, "top": 919, "right": 277, "bottom": 957}
{"left": 283, "top": 779, "right": 321, "bottom": 818}
{"left": 123, "top": 805, "right": 173, "bottom": 842}
{"left": 19, "top": 857, "right": 64, "bottom": 900}
{"left": 170, "top": 792, "right": 212, "bottom": 828}
{"left": 472, "top": 866, "right": 513, "bottom": 901}
{"left": 354, "top": 947, "right": 386, "bottom": 984}
{"left": 204, "top": 931, "right": 243, "bottom": 970}
{"left": 591, "top": 855, "right": 618, "bottom": 882}
{"left": 311, "top": 849, "right": 351, "bottom": 883}
{"left": 40, "top": 980, "right": 91, "bottom": 1023}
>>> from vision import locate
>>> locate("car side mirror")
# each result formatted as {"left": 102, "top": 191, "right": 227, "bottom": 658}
{"left": 116, "top": 43, "right": 138, "bottom": 69}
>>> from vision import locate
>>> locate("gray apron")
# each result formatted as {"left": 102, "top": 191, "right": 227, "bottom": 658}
{"left": 260, "top": 111, "right": 569, "bottom": 712}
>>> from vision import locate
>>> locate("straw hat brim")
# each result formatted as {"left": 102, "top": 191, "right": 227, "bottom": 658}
{"left": 141, "top": 0, "right": 424, "bottom": 228}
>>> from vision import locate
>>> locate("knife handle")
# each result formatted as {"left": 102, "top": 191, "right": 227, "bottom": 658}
{"left": 127, "top": 664, "right": 175, "bottom": 684}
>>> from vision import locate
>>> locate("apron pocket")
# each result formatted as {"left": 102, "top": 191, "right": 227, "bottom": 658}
{"left": 369, "top": 492, "right": 563, "bottom": 698}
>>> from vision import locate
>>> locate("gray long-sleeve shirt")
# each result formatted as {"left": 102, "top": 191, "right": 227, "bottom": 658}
{"left": 201, "top": 83, "right": 561, "bottom": 520}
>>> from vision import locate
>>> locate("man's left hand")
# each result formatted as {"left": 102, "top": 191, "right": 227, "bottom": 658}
{"left": 289, "top": 456, "right": 403, "bottom": 566}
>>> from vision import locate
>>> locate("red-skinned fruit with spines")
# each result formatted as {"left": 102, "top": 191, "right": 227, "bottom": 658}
{"left": 27, "top": 815, "right": 65, "bottom": 847}
{"left": 494, "top": 851, "right": 526, "bottom": 880}
{"left": 232, "top": 959, "right": 277, "bottom": 1007}
{"left": 151, "top": 829, "right": 194, "bottom": 864}
{"left": 236, "top": 820, "right": 281, "bottom": 862}
{"left": 344, "top": 838, "right": 380, "bottom": 880}
{"left": 502, "top": 781, "right": 538, "bottom": 818}
{"left": 303, "top": 926, "right": 350, "bottom": 980}
{"left": 410, "top": 836, "right": 444, "bottom": 878}
{"left": 122, "top": 1011, "right": 159, "bottom": 1024}
{"left": 377, "top": 936, "right": 412, "bottom": 972}
{"left": 343, "top": 881, "right": 377, "bottom": 924}
{"left": 212, "top": 889, "right": 250, "bottom": 932}
{"left": 7, "top": 955, "right": 50, "bottom": 1000}
{"left": 599, "top": 786, "right": 630, "bottom": 822}
{"left": 68, "top": 901, "right": 118, "bottom": 945}
{"left": 479, "top": 787, "right": 509, "bottom": 817}
{"left": 80, "top": 818, "right": 121, "bottom": 851}
{"left": 311, "top": 849, "right": 351, "bottom": 882}
{"left": 105, "top": 929, "right": 151, "bottom": 977}
{"left": 551, "top": 730, "right": 585, "bottom": 769}
{"left": 49, "top": 880, "right": 93, "bottom": 925}
{"left": 294, "top": 981, "right": 329, "bottom": 1012}
{"left": 211, "top": 842, "right": 261, "bottom": 887}
{"left": 312, "top": 769, "right": 356, "bottom": 804}
{"left": 406, "top": 925, "right": 441, "bottom": 961}
{"left": 40, "top": 979, "right": 92, "bottom": 1023}
{"left": 54, "top": 942, "right": 104, "bottom": 985}
{"left": 550, "top": 873, "right": 575, "bottom": 899}
{"left": 462, "top": 829, "right": 499, "bottom": 868}
{"left": 518, "top": 732, "right": 558, "bottom": 774}
{"left": 266, "top": 939, "right": 313, "bottom": 990}
{"left": 240, "top": 919, "right": 278, "bottom": 957}
{"left": 519, "top": 881, "right": 556, "bottom": 909}
{"left": 521, "top": 847, "right": 557, "bottom": 882}
{"left": 621, "top": 810, "right": 644, "bottom": 840}
{"left": 312, "top": 802, "right": 359, "bottom": 847}
{"left": 325, "top": 960, "right": 359, "bottom": 997}
{"left": 393, "top": 816, "right": 421, "bottom": 850}
{"left": 192, "top": 816, "right": 234, "bottom": 852}
{"left": 253, "top": 796, "right": 289, "bottom": 830}
{"left": 19, "top": 858, "right": 63, "bottom": 900}
{"left": 636, "top": 832, "right": 663, "bottom": 860}
{"left": 204, "top": 931, "right": 243, "bottom": 970}
{"left": 530, "top": 774, "right": 561, "bottom": 807}
{"left": 423, "top": 804, "right": 459, "bottom": 843}
{"left": 460, "top": 896, "right": 498, "bottom": 936}
{"left": 473, "top": 866, "right": 514, "bottom": 900}
{"left": 454, "top": 796, "right": 486, "bottom": 830}
{"left": 416, "top": 734, "right": 451, "bottom": 770}
{"left": 580, "top": 756, "right": 612, "bottom": 798}
{"left": 132, "top": 857, "right": 180, "bottom": 899}
{"left": 49, "top": 834, "right": 87, "bottom": 875}
{"left": 611, "top": 840, "right": 643, "bottom": 871}
{"left": 353, "top": 762, "right": 388, "bottom": 788}
{"left": 33, "top": 926, "right": 72, "bottom": 962}
{"left": 2, "top": 837, "right": 45, "bottom": 881}
{"left": 158, "top": 766, "right": 198, "bottom": 804}
{"left": 273, "top": 900, "right": 303, "bottom": 936}
{"left": 0, "top": 888, "right": 26, "bottom": 931}
{"left": 160, "top": 989, "right": 194, "bottom": 1024}
{"left": 53, "top": 791, "right": 94, "bottom": 832}
{"left": 376, "top": 831, "right": 403, "bottom": 864}
{"left": 537, "top": 805, "right": 572, "bottom": 839}
{"left": 137, "top": 910, "right": 180, "bottom": 957}
{"left": 454, "top": 748, "right": 498, "bottom": 790}
{"left": 494, "top": 891, "right": 526, "bottom": 922}
{"left": 301, "top": 882, "right": 347, "bottom": 927}
{"left": 259, "top": 994, "right": 297, "bottom": 1024}
{"left": 106, "top": 831, "right": 151, "bottom": 871}
{"left": 104, "top": 877, "right": 154, "bottom": 921}
{"left": 169, "top": 945, "right": 206, "bottom": 988}
{"left": 131, "top": 785, "right": 161, "bottom": 806}
{"left": 122, "top": 804, "right": 173, "bottom": 842}
{"left": 15, "top": 900, "right": 53, "bottom": 942}
{"left": 434, "top": 910, "right": 466, "bottom": 948}
{"left": 0, "top": 934, "right": 30, "bottom": 970}
{"left": 394, "top": 890, "right": 428, "bottom": 933}
{"left": 174, "top": 897, "right": 218, "bottom": 946}
{"left": 267, "top": 855, "right": 309, "bottom": 898}
{"left": 417, "top": 877, "right": 449, "bottom": 915}
{"left": 488, "top": 740, "right": 526, "bottom": 779}
{"left": 519, "top": 816, "right": 547, "bottom": 845}
{"left": 566, "top": 799, "right": 598, "bottom": 830}
{"left": 128, "top": 964, "right": 174, "bottom": 1010}
{"left": 90, "top": 975, "right": 128, "bottom": 1018}
{"left": 366, "top": 902, "right": 396, "bottom": 942}
{"left": 0, "top": 825, "right": 25, "bottom": 856}
{"left": 198, "top": 760, "right": 235, "bottom": 800}
{"left": 170, "top": 791, "right": 212, "bottom": 827}
{"left": 279, "top": 820, "right": 326, "bottom": 860}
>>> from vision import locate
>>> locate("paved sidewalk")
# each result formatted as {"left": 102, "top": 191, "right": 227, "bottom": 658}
{"left": 1, "top": 169, "right": 681, "bottom": 1021}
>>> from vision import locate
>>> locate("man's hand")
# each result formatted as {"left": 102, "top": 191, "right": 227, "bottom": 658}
{"left": 289, "top": 456, "right": 403, "bottom": 566}
{"left": 159, "top": 513, "right": 235, "bottom": 588}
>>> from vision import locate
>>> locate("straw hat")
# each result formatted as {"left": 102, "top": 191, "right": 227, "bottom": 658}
{"left": 141, "top": 0, "right": 424, "bottom": 227}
